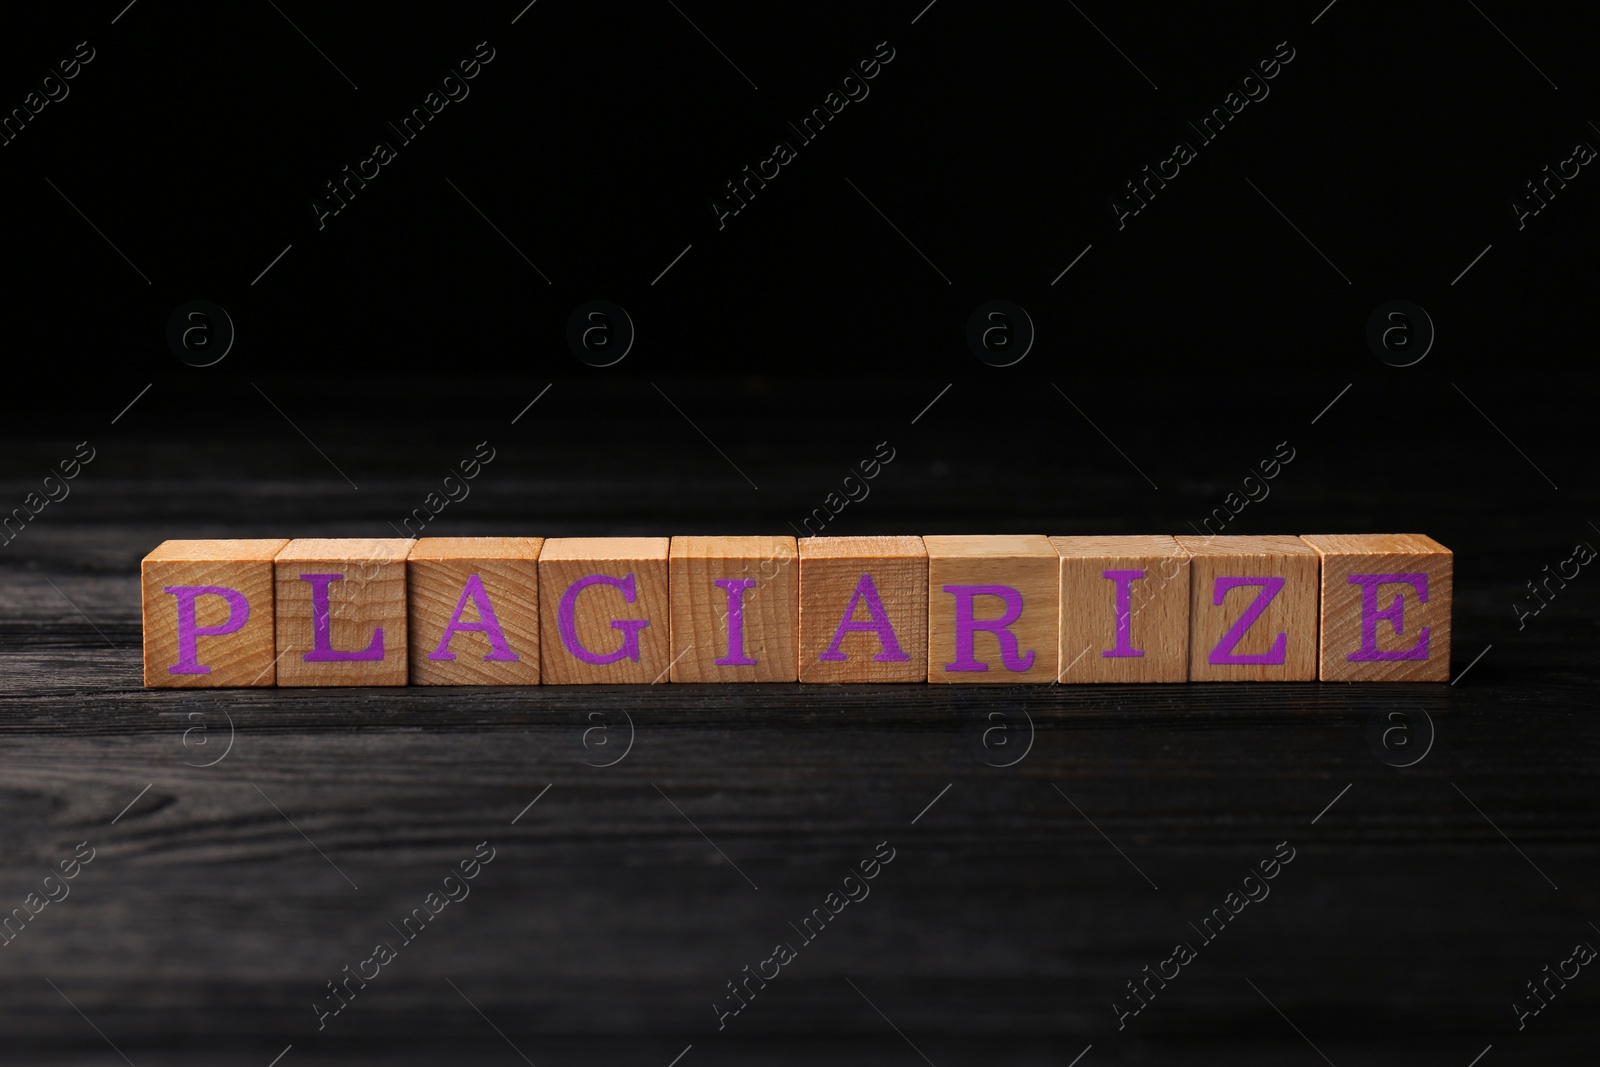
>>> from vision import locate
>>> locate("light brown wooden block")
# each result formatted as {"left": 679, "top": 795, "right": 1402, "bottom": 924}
{"left": 670, "top": 536, "right": 798, "bottom": 682}
{"left": 407, "top": 537, "right": 544, "bottom": 686}
{"left": 925, "top": 535, "right": 1059, "bottom": 684}
{"left": 141, "top": 539, "right": 290, "bottom": 687}
{"left": 798, "top": 536, "right": 928, "bottom": 683}
{"left": 1174, "top": 535, "right": 1318, "bottom": 681}
{"left": 1050, "top": 535, "right": 1190, "bottom": 683}
{"left": 539, "top": 538, "right": 671, "bottom": 684}
{"left": 1300, "top": 533, "right": 1452, "bottom": 682}
{"left": 274, "top": 539, "right": 411, "bottom": 687}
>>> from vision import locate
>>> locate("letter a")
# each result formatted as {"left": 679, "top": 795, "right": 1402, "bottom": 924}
{"left": 429, "top": 573, "right": 518, "bottom": 661}
{"left": 819, "top": 573, "right": 909, "bottom": 662}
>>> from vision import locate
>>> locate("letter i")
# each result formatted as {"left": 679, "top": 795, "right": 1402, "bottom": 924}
{"left": 715, "top": 579, "right": 758, "bottom": 666}
{"left": 1102, "top": 569, "right": 1146, "bottom": 658}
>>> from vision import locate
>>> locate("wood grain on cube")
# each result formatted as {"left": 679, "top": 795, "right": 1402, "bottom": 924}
{"left": 141, "top": 539, "right": 289, "bottom": 688}
{"left": 1050, "top": 535, "right": 1190, "bottom": 683}
{"left": 1300, "top": 533, "right": 1452, "bottom": 682}
{"left": 925, "top": 534, "right": 1059, "bottom": 684}
{"left": 407, "top": 537, "right": 543, "bottom": 686}
{"left": 670, "top": 535, "right": 798, "bottom": 682}
{"left": 798, "top": 535, "right": 927, "bottom": 683}
{"left": 539, "top": 537, "right": 671, "bottom": 684}
{"left": 274, "top": 538, "right": 411, "bottom": 687}
{"left": 1174, "top": 535, "right": 1318, "bottom": 681}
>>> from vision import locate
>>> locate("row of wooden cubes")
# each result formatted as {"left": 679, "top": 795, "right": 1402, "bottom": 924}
{"left": 141, "top": 533, "right": 1452, "bottom": 687}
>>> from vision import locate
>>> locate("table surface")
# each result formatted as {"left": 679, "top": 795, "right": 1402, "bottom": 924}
{"left": 1, "top": 398, "right": 1595, "bottom": 1066}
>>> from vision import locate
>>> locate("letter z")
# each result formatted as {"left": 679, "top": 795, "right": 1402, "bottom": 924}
{"left": 1208, "top": 576, "right": 1287, "bottom": 665}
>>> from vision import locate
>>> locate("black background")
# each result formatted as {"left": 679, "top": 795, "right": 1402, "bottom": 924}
{"left": 1, "top": 2, "right": 1597, "bottom": 1064}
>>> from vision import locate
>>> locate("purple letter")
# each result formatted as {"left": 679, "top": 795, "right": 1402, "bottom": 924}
{"left": 299, "top": 573, "right": 384, "bottom": 661}
{"left": 943, "top": 584, "right": 1034, "bottom": 672}
{"left": 714, "top": 578, "right": 758, "bottom": 666}
{"left": 164, "top": 585, "right": 250, "bottom": 674}
{"left": 1208, "top": 576, "right": 1286, "bottom": 665}
{"left": 1101, "top": 569, "right": 1145, "bottom": 658}
{"left": 819, "top": 573, "right": 909, "bottom": 662}
{"left": 429, "top": 573, "right": 518, "bottom": 662}
{"left": 1347, "top": 573, "right": 1429, "bottom": 661}
{"left": 558, "top": 573, "right": 649, "bottom": 665}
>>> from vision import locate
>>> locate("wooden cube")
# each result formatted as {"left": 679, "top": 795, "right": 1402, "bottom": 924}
{"left": 1050, "top": 535, "right": 1190, "bottom": 683}
{"left": 539, "top": 538, "right": 671, "bottom": 684}
{"left": 925, "top": 535, "right": 1059, "bottom": 684}
{"left": 141, "top": 539, "right": 289, "bottom": 687}
{"left": 1300, "top": 533, "right": 1452, "bottom": 682}
{"left": 669, "top": 536, "right": 798, "bottom": 682}
{"left": 408, "top": 537, "right": 544, "bottom": 686}
{"left": 798, "top": 536, "right": 928, "bottom": 683}
{"left": 1174, "top": 535, "right": 1318, "bottom": 681}
{"left": 274, "top": 538, "right": 411, "bottom": 687}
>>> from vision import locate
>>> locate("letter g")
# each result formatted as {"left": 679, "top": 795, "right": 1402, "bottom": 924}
{"left": 558, "top": 574, "right": 650, "bottom": 665}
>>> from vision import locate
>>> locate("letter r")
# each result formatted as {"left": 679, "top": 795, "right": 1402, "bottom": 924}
{"left": 943, "top": 584, "right": 1034, "bottom": 672}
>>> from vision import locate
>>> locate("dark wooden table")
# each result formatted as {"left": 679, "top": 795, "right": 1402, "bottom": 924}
{"left": 2, "top": 385, "right": 1595, "bottom": 1065}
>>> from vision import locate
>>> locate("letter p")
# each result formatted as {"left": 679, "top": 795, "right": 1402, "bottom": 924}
{"left": 165, "top": 585, "right": 250, "bottom": 674}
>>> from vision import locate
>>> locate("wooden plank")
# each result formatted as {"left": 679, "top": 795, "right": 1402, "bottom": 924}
{"left": 1175, "top": 534, "right": 1318, "bottom": 681}
{"left": 407, "top": 537, "right": 544, "bottom": 685}
{"left": 140, "top": 539, "right": 288, "bottom": 687}
{"left": 925, "top": 534, "right": 1058, "bottom": 684}
{"left": 1050, "top": 534, "right": 1189, "bottom": 683}
{"left": 539, "top": 537, "right": 671, "bottom": 684}
{"left": 1301, "top": 533, "right": 1452, "bottom": 682}
{"left": 669, "top": 535, "right": 798, "bottom": 682}
{"left": 798, "top": 535, "right": 927, "bottom": 683}
{"left": 274, "top": 538, "right": 412, "bottom": 687}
